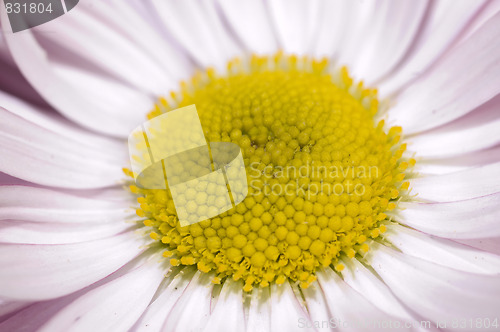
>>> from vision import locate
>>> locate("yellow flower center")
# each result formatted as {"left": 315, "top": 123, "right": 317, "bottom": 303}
{"left": 127, "top": 53, "right": 414, "bottom": 292}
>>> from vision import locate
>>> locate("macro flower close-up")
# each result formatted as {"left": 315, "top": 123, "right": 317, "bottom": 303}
{"left": 1, "top": 0, "right": 500, "bottom": 331}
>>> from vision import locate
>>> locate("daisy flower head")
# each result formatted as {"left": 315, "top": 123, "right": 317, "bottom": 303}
{"left": 1, "top": 0, "right": 500, "bottom": 331}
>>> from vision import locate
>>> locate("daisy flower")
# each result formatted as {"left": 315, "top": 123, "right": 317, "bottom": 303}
{"left": 1, "top": 0, "right": 500, "bottom": 331}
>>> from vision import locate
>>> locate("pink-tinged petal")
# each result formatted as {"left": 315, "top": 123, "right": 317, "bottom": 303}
{"left": 383, "top": 224, "right": 500, "bottom": 274}
{"left": 0, "top": 55, "right": 49, "bottom": 108}
{"left": 0, "top": 232, "right": 146, "bottom": 301}
{"left": 0, "top": 31, "right": 8, "bottom": 57}
{"left": 395, "top": 193, "right": 500, "bottom": 239}
{"left": 131, "top": 268, "right": 196, "bottom": 332}
{"left": 0, "top": 257, "right": 144, "bottom": 330}
{"left": 65, "top": 186, "right": 134, "bottom": 203}
{"left": 347, "top": 0, "right": 429, "bottom": 85}
{"left": 0, "top": 220, "right": 133, "bottom": 245}
{"left": 0, "top": 107, "right": 127, "bottom": 189}
{"left": 317, "top": 268, "right": 407, "bottom": 332}
{"left": 414, "top": 144, "right": 500, "bottom": 176}
{"left": 387, "top": 11, "right": 500, "bottom": 134}
{"left": 456, "top": 0, "right": 500, "bottom": 43}
{"left": 379, "top": 0, "right": 488, "bottom": 96}
{"left": 269, "top": 282, "right": 315, "bottom": 332}
{"left": 339, "top": 258, "right": 417, "bottom": 323}
{"left": 162, "top": 271, "right": 213, "bottom": 332}
{"left": 202, "top": 280, "right": 246, "bottom": 332}
{"left": 247, "top": 287, "right": 271, "bottom": 332}
{"left": 0, "top": 12, "right": 152, "bottom": 137}
{"left": 38, "top": 259, "right": 165, "bottom": 332}
{"left": 365, "top": 242, "right": 500, "bottom": 324}
{"left": 150, "top": 0, "right": 242, "bottom": 71}
{"left": 0, "top": 186, "right": 132, "bottom": 223}
{"left": 0, "top": 300, "right": 30, "bottom": 321}
{"left": 266, "top": 0, "right": 322, "bottom": 55}
{"left": 301, "top": 282, "right": 336, "bottom": 331}
{"left": 0, "top": 90, "right": 125, "bottom": 153}
{"left": 0, "top": 293, "right": 81, "bottom": 331}
{"left": 410, "top": 162, "right": 500, "bottom": 202}
{"left": 35, "top": 1, "right": 186, "bottom": 96}
{"left": 408, "top": 94, "right": 500, "bottom": 158}
{"left": 455, "top": 238, "right": 500, "bottom": 256}
{"left": 0, "top": 172, "right": 33, "bottom": 186}
{"left": 217, "top": 0, "right": 278, "bottom": 54}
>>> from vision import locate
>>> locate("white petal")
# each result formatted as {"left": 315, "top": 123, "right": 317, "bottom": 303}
{"left": 408, "top": 94, "right": 500, "bottom": 158}
{"left": 217, "top": 0, "right": 278, "bottom": 54}
{"left": 202, "top": 279, "right": 246, "bottom": 332}
{"left": 247, "top": 287, "right": 271, "bottom": 332}
{"left": 383, "top": 223, "right": 500, "bottom": 274}
{"left": 38, "top": 5, "right": 168, "bottom": 95}
{"left": 0, "top": 12, "right": 153, "bottom": 137}
{"left": 414, "top": 145, "right": 500, "bottom": 176}
{"left": 387, "top": 11, "right": 500, "bottom": 134}
{"left": 0, "top": 232, "right": 145, "bottom": 300}
{"left": 38, "top": 259, "right": 165, "bottom": 332}
{"left": 53, "top": 64, "right": 153, "bottom": 136}
{"left": 365, "top": 242, "right": 500, "bottom": 324}
{"left": 317, "top": 268, "right": 406, "bottom": 331}
{"left": 310, "top": 0, "right": 350, "bottom": 58}
{"left": 132, "top": 268, "right": 196, "bottom": 332}
{"left": 410, "top": 162, "right": 500, "bottom": 202}
{"left": 110, "top": 0, "right": 192, "bottom": 84}
{"left": 378, "top": 0, "right": 488, "bottom": 96}
{"left": 0, "top": 107, "right": 127, "bottom": 189}
{"left": 347, "top": 0, "right": 429, "bottom": 85}
{"left": 0, "top": 254, "right": 142, "bottom": 329}
{"left": 339, "top": 258, "right": 416, "bottom": 322}
{"left": 267, "top": 0, "right": 322, "bottom": 55}
{"left": 0, "top": 220, "right": 133, "bottom": 245}
{"left": 36, "top": 1, "right": 189, "bottom": 95}
{"left": 0, "top": 91, "right": 124, "bottom": 153}
{"left": 269, "top": 282, "right": 315, "bottom": 332}
{"left": 301, "top": 282, "right": 336, "bottom": 331}
{"left": 0, "top": 186, "right": 132, "bottom": 223}
{"left": 335, "top": 1, "right": 383, "bottom": 73}
{"left": 151, "top": 0, "right": 242, "bottom": 71}
{"left": 0, "top": 183, "right": 134, "bottom": 246}
{"left": 161, "top": 271, "right": 213, "bottom": 332}
{"left": 396, "top": 192, "right": 500, "bottom": 239}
